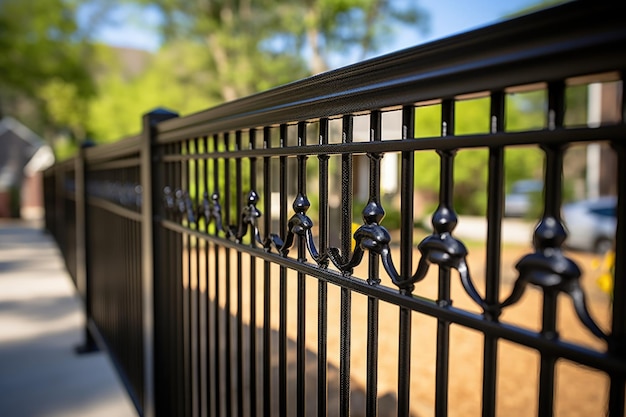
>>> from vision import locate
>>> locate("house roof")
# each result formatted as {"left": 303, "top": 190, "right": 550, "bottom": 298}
{"left": 0, "top": 117, "right": 55, "bottom": 189}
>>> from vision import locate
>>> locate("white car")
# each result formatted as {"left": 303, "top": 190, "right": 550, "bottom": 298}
{"left": 562, "top": 196, "right": 617, "bottom": 254}
{"left": 504, "top": 180, "right": 543, "bottom": 217}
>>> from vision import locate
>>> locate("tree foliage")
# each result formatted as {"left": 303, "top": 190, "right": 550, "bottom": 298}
{"left": 413, "top": 94, "right": 548, "bottom": 216}
{"left": 1, "top": 0, "right": 429, "bottom": 146}
{"left": 409, "top": 84, "right": 588, "bottom": 217}
{"left": 132, "top": 0, "right": 428, "bottom": 92}
{"left": 0, "top": 0, "right": 94, "bottom": 137}
{"left": 82, "top": 0, "right": 429, "bottom": 144}
{"left": 267, "top": 0, "right": 428, "bottom": 73}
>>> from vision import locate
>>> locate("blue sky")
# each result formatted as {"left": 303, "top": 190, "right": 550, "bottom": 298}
{"left": 87, "top": 0, "right": 562, "bottom": 67}
{"left": 397, "top": 0, "right": 555, "bottom": 47}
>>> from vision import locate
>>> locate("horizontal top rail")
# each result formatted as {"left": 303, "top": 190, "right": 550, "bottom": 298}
{"left": 83, "top": 135, "right": 141, "bottom": 164}
{"left": 49, "top": 158, "right": 76, "bottom": 172}
{"left": 155, "top": 1, "right": 626, "bottom": 143}
{"left": 159, "top": 125, "right": 626, "bottom": 160}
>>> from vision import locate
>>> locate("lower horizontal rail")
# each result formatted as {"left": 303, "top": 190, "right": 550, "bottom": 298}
{"left": 87, "top": 197, "right": 142, "bottom": 222}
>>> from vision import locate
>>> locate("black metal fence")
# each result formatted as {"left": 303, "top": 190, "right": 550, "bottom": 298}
{"left": 44, "top": 3, "right": 626, "bottom": 417}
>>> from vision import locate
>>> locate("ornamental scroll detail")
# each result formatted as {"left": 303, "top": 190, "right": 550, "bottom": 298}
{"left": 161, "top": 185, "right": 610, "bottom": 344}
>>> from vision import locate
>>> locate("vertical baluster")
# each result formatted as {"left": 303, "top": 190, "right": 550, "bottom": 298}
{"left": 339, "top": 114, "right": 354, "bottom": 417}
{"left": 262, "top": 126, "right": 272, "bottom": 417}
{"left": 135, "top": 210, "right": 141, "bottom": 406}
{"left": 184, "top": 147, "right": 192, "bottom": 417}
{"left": 234, "top": 130, "right": 244, "bottom": 417}
{"left": 117, "top": 172, "right": 124, "bottom": 392}
{"left": 169, "top": 144, "right": 177, "bottom": 417}
{"left": 296, "top": 121, "right": 307, "bottom": 416}
{"left": 125, "top": 174, "right": 133, "bottom": 406}
{"left": 340, "top": 287, "right": 352, "bottom": 417}
{"left": 121, "top": 169, "right": 130, "bottom": 396}
{"left": 186, "top": 140, "right": 195, "bottom": 417}
{"left": 435, "top": 99, "right": 455, "bottom": 417}
{"left": 201, "top": 135, "right": 210, "bottom": 417}
{"left": 278, "top": 123, "right": 288, "bottom": 417}
{"left": 365, "top": 110, "right": 382, "bottom": 417}
{"left": 609, "top": 137, "right": 626, "bottom": 417}
{"left": 368, "top": 110, "right": 383, "bottom": 283}
{"left": 189, "top": 151, "right": 198, "bottom": 417}
{"left": 535, "top": 81, "right": 565, "bottom": 417}
{"left": 482, "top": 90, "right": 505, "bottom": 417}
{"left": 161, "top": 183, "right": 174, "bottom": 404}
{"left": 136, "top": 211, "right": 142, "bottom": 407}
{"left": 194, "top": 137, "right": 208, "bottom": 416}
{"left": 223, "top": 132, "right": 233, "bottom": 417}
{"left": 172, "top": 142, "right": 179, "bottom": 416}
{"left": 318, "top": 118, "right": 330, "bottom": 417}
{"left": 172, "top": 142, "right": 185, "bottom": 416}
{"left": 123, "top": 178, "right": 132, "bottom": 399}
{"left": 131, "top": 208, "right": 136, "bottom": 403}
{"left": 608, "top": 74, "right": 626, "bottom": 417}
{"left": 340, "top": 115, "right": 353, "bottom": 270}
{"left": 182, "top": 139, "right": 193, "bottom": 417}
{"left": 116, "top": 184, "right": 123, "bottom": 368}
{"left": 165, "top": 143, "right": 175, "bottom": 417}
{"left": 400, "top": 106, "right": 415, "bottom": 281}
{"left": 248, "top": 128, "right": 258, "bottom": 417}
{"left": 128, "top": 179, "right": 134, "bottom": 405}
{"left": 398, "top": 105, "right": 415, "bottom": 417}
{"left": 193, "top": 137, "right": 201, "bottom": 417}
{"left": 161, "top": 151, "right": 168, "bottom": 414}
{"left": 134, "top": 180, "right": 140, "bottom": 407}
{"left": 119, "top": 178, "right": 124, "bottom": 386}
{"left": 212, "top": 133, "right": 221, "bottom": 417}
{"left": 136, "top": 210, "right": 143, "bottom": 408}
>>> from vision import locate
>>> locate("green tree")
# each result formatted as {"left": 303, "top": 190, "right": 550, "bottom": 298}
{"left": 126, "top": 0, "right": 427, "bottom": 101}
{"left": 413, "top": 94, "right": 546, "bottom": 216}
{"left": 87, "top": 42, "right": 213, "bottom": 142}
{"left": 270, "top": 0, "right": 428, "bottom": 73}
{"left": 84, "top": 0, "right": 429, "bottom": 142}
{"left": 86, "top": 38, "right": 306, "bottom": 143}
{"left": 0, "top": 0, "right": 95, "bottom": 141}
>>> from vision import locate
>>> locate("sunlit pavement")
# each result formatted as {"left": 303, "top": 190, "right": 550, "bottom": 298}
{"left": 0, "top": 220, "right": 137, "bottom": 417}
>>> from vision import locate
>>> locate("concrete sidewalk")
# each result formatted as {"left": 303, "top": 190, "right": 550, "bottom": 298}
{"left": 0, "top": 220, "right": 137, "bottom": 417}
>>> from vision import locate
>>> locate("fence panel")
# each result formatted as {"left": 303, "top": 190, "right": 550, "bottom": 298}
{"left": 84, "top": 142, "right": 145, "bottom": 410}
{"left": 149, "top": 4, "right": 626, "bottom": 417}
{"left": 43, "top": 3, "right": 626, "bottom": 417}
{"left": 46, "top": 159, "right": 78, "bottom": 285}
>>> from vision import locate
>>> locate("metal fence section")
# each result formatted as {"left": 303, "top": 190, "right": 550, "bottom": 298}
{"left": 44, "top": 3, "right": 626, "bottom": 417}
{"left": 84, "top": 137, "right": 146, "bottom": 408}
{"left": 45, "top": 159, "right": 78, "bottom": 285}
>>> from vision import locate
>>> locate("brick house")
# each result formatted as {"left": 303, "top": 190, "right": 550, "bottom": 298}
{"left": 0, "top": 117, "right": 54, "bottom": 218}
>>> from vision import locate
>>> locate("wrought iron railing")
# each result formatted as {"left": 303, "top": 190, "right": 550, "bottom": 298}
{"left": 44, "top": 2, "right": 626, "bottom": 417}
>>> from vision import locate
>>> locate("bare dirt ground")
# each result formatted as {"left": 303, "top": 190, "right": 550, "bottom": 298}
{"left": 185, "top": 239, "right": 614, "bottom": 417}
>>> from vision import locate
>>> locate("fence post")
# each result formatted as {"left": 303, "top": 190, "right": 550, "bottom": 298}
{"left": 75, "top": 141, "right": 98, "bottom": 353}
{"left": 141, "top": 109, "right": 179, "bottom": 417}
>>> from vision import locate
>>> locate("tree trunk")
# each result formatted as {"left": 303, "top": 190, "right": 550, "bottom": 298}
{"left": 306, "top": 5, "right": 328, "bottom": 75}
{"left": 208, "top": 34, "right": 239, "bottom": 102}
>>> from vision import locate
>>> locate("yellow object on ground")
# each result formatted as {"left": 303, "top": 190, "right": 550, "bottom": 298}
{"left": 596, "top": 250, "right": 615, "bottom": 298}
